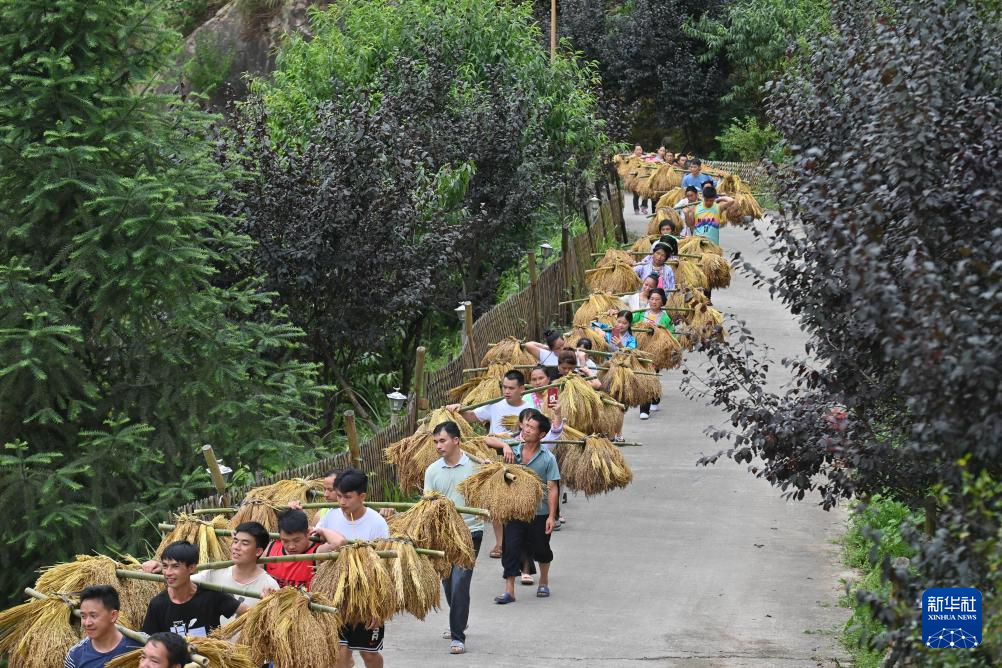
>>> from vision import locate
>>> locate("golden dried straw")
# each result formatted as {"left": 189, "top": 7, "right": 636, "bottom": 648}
{"left": 635, "top": 325, "right": 683, "bottom": 370}
{"left": 593, "top": 399, "right": 626, "bottom": 436}
{"left": 556, "top": 372, "right": 604, "bottom": 433}
{"left": 372, "top": 538, "right": 441, "bottom": 620}
{"left": 655, "top": 187, "right": 686, "bottom": 210}
{"left": 458, "top": 462, "right": 543, "bottom": 524}
{"left": 624, "top": 351, "right": 662, "bottom": 402}
{"left": 595, "top": 248, "right": 635, "bottom": 268}
{"left": 480, "top": 336, "right": 535, "bottom": 367}
{"left": 649, "top": 207, "right": 682, "bottom": 235}
{"left": 0, "top": 595, "right": 78, "bottom": 668}
{"left": 554, "top": 436, "right": 634, "bottom": 497}
{"left": 585, "top": 261, "right": 641, "bottom": 294}
{"left": 157, "top": 514, "right": 232, "bottom": 564}
{"left": 690, "top": 304, "right": 726, "bottom": 342}
{"left": 699, "top": 253, "right": 732, "bottom": 290}
{"left": 230, "top": 478, "right": 323, "bottom": 532}
{"left": 386, "top": 492, "right": 475, "bottom": 578}
{"left": 600, "top": 355, "right": 657, "bottom": 407}
{"left": 107, "top": 637, "right": 255, "bottom": 668}
{"left": 214, "top": 587, "right": 341, "bottom": 668}
{"left": 311, "top": 543, "right": 397, "bottom": 626}
{"left": 448, "top": 362, "right": 512, "bottom": 402}
{"left": 678, "top": 235, "right": 723, "bottom": 256}
{"left": 564, "top": 325, "right": 610, "bottom": 352}
{"left": 673, "top": 259, "right": 709, "bottom": 290}
{"left": 572, "top": 292, "right": 626, "bottom": 327}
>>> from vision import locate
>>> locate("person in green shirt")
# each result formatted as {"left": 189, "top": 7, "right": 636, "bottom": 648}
{"left": 632, "top": 288, "right": 677, "bottom": 419}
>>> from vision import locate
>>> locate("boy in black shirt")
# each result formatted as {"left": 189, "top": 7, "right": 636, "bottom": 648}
{"left": 141, "top": 541, "right": 249, "bottom": 637}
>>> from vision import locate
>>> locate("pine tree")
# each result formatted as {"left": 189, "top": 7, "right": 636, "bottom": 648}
{"left": 0, "top": 0, "right": 323, "bottom": 605}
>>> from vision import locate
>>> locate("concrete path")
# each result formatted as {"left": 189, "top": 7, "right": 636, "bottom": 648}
{"left": 380, "top": 198, "right": 849, "bottom": 666}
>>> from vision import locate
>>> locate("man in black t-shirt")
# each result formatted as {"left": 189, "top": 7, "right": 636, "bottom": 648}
{"left": 142, "top": 541, "right": 249, "bottom": 637}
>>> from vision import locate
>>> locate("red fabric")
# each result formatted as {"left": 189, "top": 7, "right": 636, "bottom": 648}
{"left": 263, "top": 540, "right": 320, "bottom": 589}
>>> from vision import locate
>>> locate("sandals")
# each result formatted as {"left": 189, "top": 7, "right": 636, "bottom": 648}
{"left": 450, "top": 641, "right": 466, "bottom": 655}
{"left": 520, "top": 574, "right": 534, "bottom": 586}
{"left": 494, "top": 592, "right": 516, "bottom": 605}
{"left": 489, "top": 546, "right": 502, "bottom": 559}
{"left": 536, "top": 585, "right": 551, "bottom": 598}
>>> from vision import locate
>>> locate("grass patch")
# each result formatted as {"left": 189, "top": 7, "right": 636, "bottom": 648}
{"left": 839, "top": 494, "right": 921, "bottom": 668}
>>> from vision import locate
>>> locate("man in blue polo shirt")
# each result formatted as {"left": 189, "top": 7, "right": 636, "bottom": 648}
{"left": 680, "top": 158, "right": 715, "bottom": 192}
{"left": 485, "top": 409, "right": 560, "bottom": 604}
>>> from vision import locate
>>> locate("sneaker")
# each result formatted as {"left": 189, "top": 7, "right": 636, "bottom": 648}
{"left": 651, "top": 403, "right": 660, "bottom": 412}
{"left": 562, "top": 492, "right": 568, "bottom": 504}
{"left": 641, "top": 205, "right": 649, "bottom": 214}
{"left": 640, "top": 412, "right": 650, "bottom": 420}
{"left": 552, "top": 521, "right": 561, "bottom": 531}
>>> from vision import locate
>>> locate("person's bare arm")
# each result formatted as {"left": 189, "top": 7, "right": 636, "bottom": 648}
{"left": 484, "top": 435, "right": 515, "bottom": 463}
{"left": 717, "top": 196, "right": 735, "bottom": 212}
{"left": 444, "top": 403, "right": 479, "bottom": 423}
{"left": 313, "top": 527, "right": 347, "bottom": 553}
{"left": 545, "top": 481, "right": 559, "bottom": 534}
{"left": 523, "top": 341, "right": 546, "bottom": 360}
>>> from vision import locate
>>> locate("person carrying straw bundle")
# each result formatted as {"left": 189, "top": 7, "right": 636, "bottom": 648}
{"left": 136, "top": 632, "right": 191, "bottom": 668}
{"left": 64, "top": 585, "right": 144, "bottom": 667}
{"left": 634, "top": 239, "right": 677, "bottom": 291}
{"left": 260, "top": 509, "right": 323, "bottom": 589}
{"left": 592, "top": 310, "right": 638, "bottom": 352}
{"left": 141, "top": 541, "right": 250, "bottom": 637}
{"left": 446, "top": 369, "right": 531, "bottom": 437}
{"left": 380, "top": 421, "right": 484, "bottom": 655}
{"left": 486, "top": 409, "right": 560, "bottom": 604}
{"left": 307, "top": 468, "right": 390, "bottom": 668}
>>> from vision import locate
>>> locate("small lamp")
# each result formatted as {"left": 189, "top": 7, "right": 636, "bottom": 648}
{"left": 207, "top": 459, "right": 233, "bottom": 482}
{"left": 538, "top": 242, "right": 554, "bottom": 260}
{"left": 588, "top": 196, "right": 601, "bottom": 221}
{"left": 386, "top": 388, "right": 408, "bottom": 414}
{"left": 454, "top": 301, "right": 468, "bottom": 323}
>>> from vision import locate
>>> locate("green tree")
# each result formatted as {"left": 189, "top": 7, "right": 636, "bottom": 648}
{"left": 0, "top": 0, "right": 324, "bottom": 605}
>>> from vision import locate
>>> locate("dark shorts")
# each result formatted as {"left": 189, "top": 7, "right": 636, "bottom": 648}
{"left": 501, "top": 514, "right": 553, "bottom": 579}
{"left": 339, "top": 623, "right": 384, "bottom": 652}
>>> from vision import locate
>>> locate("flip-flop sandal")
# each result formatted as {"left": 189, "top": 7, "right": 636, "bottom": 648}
{"left": 520, "top": 574, "right": 534, "bottom": 586}
{"left": 536, "top": 586, "right": 550, "bottom": 598}
{"left": 450, "top": 641, "right": 466, "bottom": 654}
{"left": 489, "top": 547, "right": 502, "bottom": 559}
{"left": 494, "top": 592, "right": 516, "bottom": 605}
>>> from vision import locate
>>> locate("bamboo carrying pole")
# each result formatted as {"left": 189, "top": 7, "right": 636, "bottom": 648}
{"left": 191, "top": 501, "right": 491, "bottom": 518}
{"left": 154, "top": 523, "right": 444, "bottom": 558}
{"left": 202, "top": 445, "right": 226, "bottom": 495}
{"left": 457, "top": 382, "right": 562, "bottom": 412}
{"left": 195, "top": 549, "right": 398, "bottom": 572}
{"left": 344, "top": 410, "right": 362, "bottom": 469}
{"left": 465, "top": 452, "right": 516, "bottom": 482}
{"left": 407, "top": 346, "right": 427, "bottom": 433}
{"left": 591, "top": 251, "right": 702, "bottom": 259}
{"left": 24, "top": 588, "right": 208, "bottom": 668}
{"left": 541, "top": 439, "right": 643, "bottom": 447}
{"left": 113, "top": 570, "right": 339, "bottom": 614}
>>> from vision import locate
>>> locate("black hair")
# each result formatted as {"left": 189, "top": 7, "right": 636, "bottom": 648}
{"left": 523, "top": 409, "right": 552, "bottom": 437}
{"left": 433, "top": 420, "right": 462, "bottom": 440}
{"left": 557, "top": 349, "right": 577, "bottom": 366}
{"left": 336, "top": 467, "right": 368, "bottom": 495}
{"left": 684, "top": 185, "right": 698, "bottom": 194}
{"left": 277, "top": 508, "right": 310, "bottom": 535}
{"left": 161, "top": 540, "right": 198, "bottom": 566}
{"left": 703, "top": 185, "right": 718, "bottom": 199}
{"left": 690, "top": 158, "right": 702, "bottom": 167}
{"left": 574, "top": 337, "right": 592, "bottom": 350}
{"left": 659, "top": 219, "right": 674, "bottom": 229}
{"left": 649, "top": 288, "right": 667, "bottom": 304}
{"left": 543, "top": 329, "right": 563, "bottom": 348}
{"left": 79, "top": 585, "right": 120, "bottom": 611}
{"left": 147, "top": 632, "right": 192, "bottom": 667}
{"left": 233, "top": 521, "right": 270, "bottom": 550}
{"left": 502, "top": 369, "right": 526, "bottom": 386}
{"left": 518, "top": 407, "right": 536, "bottom": 422}
{"left": 615, "top": 310, "right": 634, "bottom": 333}
{"left": 324, "top": 468, "right": 343, "bottom": 480}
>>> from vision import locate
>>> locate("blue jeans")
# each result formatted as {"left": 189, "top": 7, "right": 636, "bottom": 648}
{"left": 443, "top": 531, "right": 482, "bottom": 643}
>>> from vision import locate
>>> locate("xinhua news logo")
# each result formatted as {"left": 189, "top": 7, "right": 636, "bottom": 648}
{"left": 922, "top": 588, "right": 982, "bottom": 649}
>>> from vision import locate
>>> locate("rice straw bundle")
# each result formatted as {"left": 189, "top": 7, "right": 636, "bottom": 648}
{"left": 457, "top": 462, "right": 543, "bottom": 524}
{"left": 699, "top": 253, "right": 732, "bottom": 289}
{"left": 310, "top": 543, "right": 397, "bottom": 626}
{"left": 651, "top": 206, "right": 683, "bottom": 235}
{"left": 230, "top": 478, "right": 323, "bottom": 531}
{"left": 725, "top": 192, "right": 764, "bottom": 223}
{"left": 386, "top": 492, "right": 476, "bottom": 578}
{"left": 655, "top": 187, "right": 685, "bottom": 210}
{"left": 585, "top": 261, "right": 641, "bottom": 293}
{"left": 457, "top": 370, "right": 505, "bottom": 407}
{"left": 673, "top": 259, "right": 709, "bottom": 290}
{"left": 594, "top": 398, "right": 626, "bottom": 436}
{"left": 678, "top": 235, "right": 723, "bottom": 256}
{"left": 213, "top": 587, "right": 341, "bottom": 668}
{"left": 480, "top": 336, "right": 536, "bottom": 366}
{"left": 619, "top": 156, "right": 645, "bottom": 186}
{"left": 564, "top": 325, "right": 609, "bottom": 352}
{"left": 156, "top": 514, "right": 232, "bottom": 563}
{"left": 0, "top": 596, "right": 78, "bottom": 668}
{"left": 624, "top": 351, "right": 662, "bottom": 402}
{"left": 572, "top": 292, "right": 626, "bottom": 327}
{"left": 646, "top": 164, "right": 682, "bottom": 195}
{"left": 448, "top": 362, "right": 512, "bottom": 402}
{"left": 601, "top": 355, "right": 658, "bottom": 407}
{"left": 631, "top": 234, "right": 659, "bottom": 254}
{"left": 595, "top": 248, "right": 636, "bottom": 268}
{"left": 419, "top": 408, "right": 477, "bottom": 438}
{"left": 690, "top": 304, "right": 726, "bottom": 342}
{"left": 556, "top": 372, "right": 604, "bottom": 432}
{"left": 461, "top": 436, "right": 502, "bottom": 463}
{"left": 33, "top": 555, "right": 160, "bottom": 629}
{"left": 228, "top": 500, "right": 281, "bottom": 533}
{"left": 666, "top": 288, "right": 709, "bottom": 324}
{"left": 635, "top": 325, "right": 683, "bottom": 370}
{"left": 554, "top": 436, "right": 633, "bottom": 497}
{"left": 630, "top": 164, "right": 660, "bottom": 199}
{"left": 107, "top": 638, "right": 256, "bottom": 668}
{"left": 719, "top": 172, "right": 752, "bottom": 195}
{"left": 385, "top": 431, "right": 436, "bottom": 492}
{"left": 371, "top": 538, "right": 441, "bottom": 620}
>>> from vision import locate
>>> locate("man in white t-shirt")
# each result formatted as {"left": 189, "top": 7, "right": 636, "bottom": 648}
{"left": 312, "top": 468, "right": 390, "bottom": 668}
{"left": 192, "top": 521, "right": 278, "bottom": 627}
{"left": 447, "top": 370, "right": 531, "bottom": 435}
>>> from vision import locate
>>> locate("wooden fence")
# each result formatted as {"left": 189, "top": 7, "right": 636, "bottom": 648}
{"left": 176, "top": 172, "right": 624, "bottom": 513}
